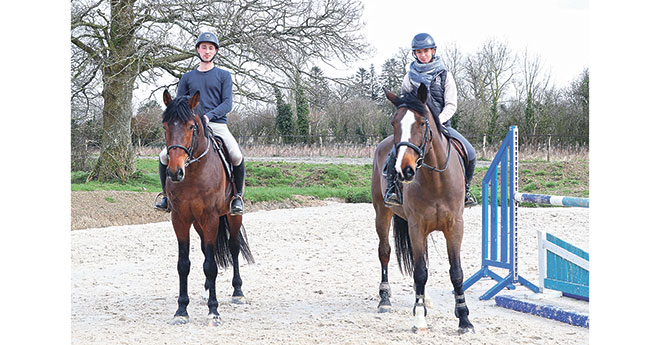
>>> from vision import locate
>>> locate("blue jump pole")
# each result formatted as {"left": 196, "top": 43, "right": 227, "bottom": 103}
{"left": 515, "top": 193, "right": 589, "bottom": 208}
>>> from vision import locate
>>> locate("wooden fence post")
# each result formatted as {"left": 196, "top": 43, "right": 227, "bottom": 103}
{"left": 482, "top": 135, "right": 487, "bottom": 159}
{"left": 546, "top": 135, "right": 552, "bottom": 162}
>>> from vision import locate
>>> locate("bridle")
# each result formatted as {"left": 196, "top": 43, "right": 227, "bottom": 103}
{"left": 166, "top": 117, "right": 211, "bottom": 167}
{"left": 394, "top": 112, "right": 452, "bottom": 174}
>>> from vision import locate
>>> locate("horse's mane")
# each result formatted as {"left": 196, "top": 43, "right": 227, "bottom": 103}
{"left": 396, "top": 92, "right": 429, "bottom": 116}
{"left": 162, "top": 95, "right": 210, "bottom": 138}
{"left": 162, "top": 96, "right": 195, "bottom": 123}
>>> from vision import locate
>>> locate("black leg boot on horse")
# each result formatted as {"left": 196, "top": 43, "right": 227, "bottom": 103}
{"left": 383, "top": 149, "right": 403, "bottom": 207}
{"left": 464, "top": 158, "right": 478, "bottom": 207}
{"left": 229, "top": 158, "right": 245, "bottom": 215}
{"left": 155, "top": 161, "right": 170, "bottom": 212}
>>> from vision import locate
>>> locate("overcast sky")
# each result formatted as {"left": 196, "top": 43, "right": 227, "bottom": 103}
{"left": 353, "top": 0, "right": 589, "bottom": 88}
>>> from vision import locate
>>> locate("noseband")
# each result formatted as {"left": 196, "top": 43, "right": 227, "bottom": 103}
{"left": 166, "top": 120, "right": 211, "bottom": 167}
{"left": 395, "top": 115, "right": 452, "bottom": 174}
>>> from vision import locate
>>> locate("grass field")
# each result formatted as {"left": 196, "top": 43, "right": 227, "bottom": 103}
{"left": 71, "top": 158, "right": 588, "bottom": 206}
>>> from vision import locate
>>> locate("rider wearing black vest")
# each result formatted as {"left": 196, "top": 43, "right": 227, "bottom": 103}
{"left": 384, "top": 33, "right": 477, "bottom": 207}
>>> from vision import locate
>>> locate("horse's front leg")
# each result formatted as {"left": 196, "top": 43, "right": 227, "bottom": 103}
{"left": 170, "top": 215, "right": 191, "bottom": 325}
{"left": 446, "top": 225, "right": 475, "bottom": 334}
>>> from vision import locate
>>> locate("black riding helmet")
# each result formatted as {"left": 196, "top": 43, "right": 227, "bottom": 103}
{"left": 196, "top": 32, "right": 219, "bottom": 61}
{"left": 411, "top": 33, "right": 436, "bottom": 61}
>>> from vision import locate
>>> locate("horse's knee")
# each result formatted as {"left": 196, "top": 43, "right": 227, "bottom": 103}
{"left": 178, "top": 257, "right": 191, "bottom": 276}
{"left": 413, "top": 260, "right": 428, "bottom": 295}
{"left": 203, "top": 245, "right": 218, "bottom": 279}
{"left": 449, "top": 265, "right": 463, "bottom": 284}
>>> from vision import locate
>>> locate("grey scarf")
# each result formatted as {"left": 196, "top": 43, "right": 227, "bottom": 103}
{"left": 409, "top": 56, "right": 446, "bottom": 89}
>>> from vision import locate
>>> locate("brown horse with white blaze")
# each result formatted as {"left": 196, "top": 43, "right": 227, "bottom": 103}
{"left": 371, "top": 84, "right": 474, "bottom": 334}
{"left": 162, "top": 90, "right": 254, "bottom": 326}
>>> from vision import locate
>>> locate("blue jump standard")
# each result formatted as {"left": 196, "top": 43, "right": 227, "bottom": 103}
{"left": 495, "top": 295, "right": 589, "bottom": 328}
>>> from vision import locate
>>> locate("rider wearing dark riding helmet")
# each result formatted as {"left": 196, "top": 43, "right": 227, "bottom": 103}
{"left": 383, "top": 33, "right": 478, "bottom": 208}
{"left": 155, "top": 31, "right": 246, "bottom": 215}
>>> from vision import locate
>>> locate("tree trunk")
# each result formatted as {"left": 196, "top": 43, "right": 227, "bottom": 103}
{"left": 88, "top": 0, "right": 137, "bottom": 182}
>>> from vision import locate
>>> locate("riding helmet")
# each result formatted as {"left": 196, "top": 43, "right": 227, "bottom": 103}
{"left": 411, "top": 33, "right": 436, "bottom": 51}
{"left": 196, "top": 32, "right": 219, "bottom": 49}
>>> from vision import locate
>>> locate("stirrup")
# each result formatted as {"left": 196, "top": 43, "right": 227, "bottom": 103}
{"left": 154, "top": 192, "right": 170, "bottom": 212}
{"left": 229, "top": 195, "right": 244, "bottom": 215}
{"left": 383, "top": 184, "right": 402, "bottom": 206}
{"left": 464, "top": 190, "right": 478, "bottom": 208}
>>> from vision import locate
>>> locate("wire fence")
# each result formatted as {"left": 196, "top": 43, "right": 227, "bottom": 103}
{"left": 127, "top": 133, "right": 589, "bottom": 162}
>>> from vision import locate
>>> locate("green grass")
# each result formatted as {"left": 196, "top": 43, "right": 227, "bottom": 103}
{"left": 72, "top": 158, "right": 589, "bottom": 206}
{"left": 72, "top": 159, "right": 374, "bottom": 203}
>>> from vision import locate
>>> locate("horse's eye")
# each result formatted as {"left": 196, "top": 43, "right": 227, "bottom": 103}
{"left": 420, "top": 122, "right": 426, "bottom": 127}
{"left": 189, "top": 125, "right": 195, "bottom": 130}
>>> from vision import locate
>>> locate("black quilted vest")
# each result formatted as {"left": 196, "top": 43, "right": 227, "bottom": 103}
{"left": 426, "top": 69, "right": 447, "bottom": 129}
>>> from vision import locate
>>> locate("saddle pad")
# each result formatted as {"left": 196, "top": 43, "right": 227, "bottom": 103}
{"left": 211, "top": 135, "right": 233, "bottom": 182}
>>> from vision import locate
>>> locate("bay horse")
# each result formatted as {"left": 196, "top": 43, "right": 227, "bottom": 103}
{"left": 161, "top": 90, "right": 254, "bottom": 326}
{"left": 371, "top": 84, "right": 474, "bottom": 334}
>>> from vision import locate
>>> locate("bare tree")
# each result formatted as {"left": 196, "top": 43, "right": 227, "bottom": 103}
{"left": 516, "top": 49, "right": 551, "bottom": 137}
{"left": 71, "top": 0, "right": 369, "bottom": 181}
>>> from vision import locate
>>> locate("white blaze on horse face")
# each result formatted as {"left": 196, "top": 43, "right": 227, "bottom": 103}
{"left": 395, "top": 110, "right": 416, "bottom": 175}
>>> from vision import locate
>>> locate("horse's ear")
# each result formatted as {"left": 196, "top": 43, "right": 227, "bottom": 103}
{"left": 188, "top": 91, "right": 200, "bottom": 110}
{"left": 383, "top": 87, "right": 400, "bottom": 106}
{"left": 163, "top": 89, "right": 172, "bottom": 106}
{"left": 417, "top": 83, "right": 428, "bottom": 104}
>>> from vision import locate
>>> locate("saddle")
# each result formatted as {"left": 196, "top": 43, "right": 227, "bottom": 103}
{"left": 440, "top": 126, "right": 469, "bottom": 174}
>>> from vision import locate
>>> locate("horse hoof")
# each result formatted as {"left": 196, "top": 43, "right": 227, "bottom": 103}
{"left": 207, "top": 315, "right": 221, "bottom": 327}
{"left": 231, "top": 296, "right": 246, "bottom": 304}
{"left": 412, "top": 312, "right": 428, "bottom": 333}
{"left": 458, "top": 326, "right": 475, "bottom": 335}
{"left": 377, "top": 305, "right": 392, "bottom": 313}
{"left": 169, "top": 316, "right": 189, "bottom": 325}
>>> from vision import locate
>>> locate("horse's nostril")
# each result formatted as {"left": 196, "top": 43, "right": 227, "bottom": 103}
{"left": 176, "top": 168, "right": 185, "bottom": 181}
{"left": 403, "top": 166, "right": 415, "bottom": 180}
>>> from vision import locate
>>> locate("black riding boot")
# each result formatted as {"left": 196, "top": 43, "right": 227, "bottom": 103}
{"left": 383, "top": 151, "right": 402, "bottom": 206}
{"left": 229, "top": 158, "right": 245, "bottom": 215}
{"left": 464, "top": 158, "right": 478, "bottom": 207}
{"left": 154, "top": 162, "right": 170, "bottom": 212}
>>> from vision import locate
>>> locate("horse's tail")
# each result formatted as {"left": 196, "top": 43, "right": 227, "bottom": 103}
{"left": 215, "top": 215, "right": 255, "bottom": 269}
{"left": 393, "top": 215, "right": 414, "bottom": 276}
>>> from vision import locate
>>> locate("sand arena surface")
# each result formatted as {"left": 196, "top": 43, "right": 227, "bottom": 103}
{"left": 71, "top": 203, "right": 589, "bottom": 344}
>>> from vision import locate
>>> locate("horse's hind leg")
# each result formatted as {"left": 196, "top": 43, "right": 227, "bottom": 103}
{"left": 445, "top": 225, "right": 475, "bottom": 334}
{"left": 410, "top": 229, "right": 429, "bottom": 333}
{"left": 374, "top": 204, "right": 393, "bottom": 312}
{"left": 227, "top": 215, "right": 246, "bottom": 304}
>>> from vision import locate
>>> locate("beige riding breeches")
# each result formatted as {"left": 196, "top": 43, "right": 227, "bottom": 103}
{"left": 159, "top": 122, "right": 243, "bottom": 166}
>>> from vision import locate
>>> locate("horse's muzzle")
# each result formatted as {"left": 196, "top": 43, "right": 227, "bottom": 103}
{"left": 167, "top": 167, "right": 185, "bottom": 182}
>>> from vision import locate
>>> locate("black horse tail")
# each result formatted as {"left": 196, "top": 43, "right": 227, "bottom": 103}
{"left": 393, "top": 215, "right": 414, "bottom": 276}
{"left": 215, "top": 215, "right": 255, "bottom": 269}
{"left": 392, "top": 214, "right": 428, "bottom": 276}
